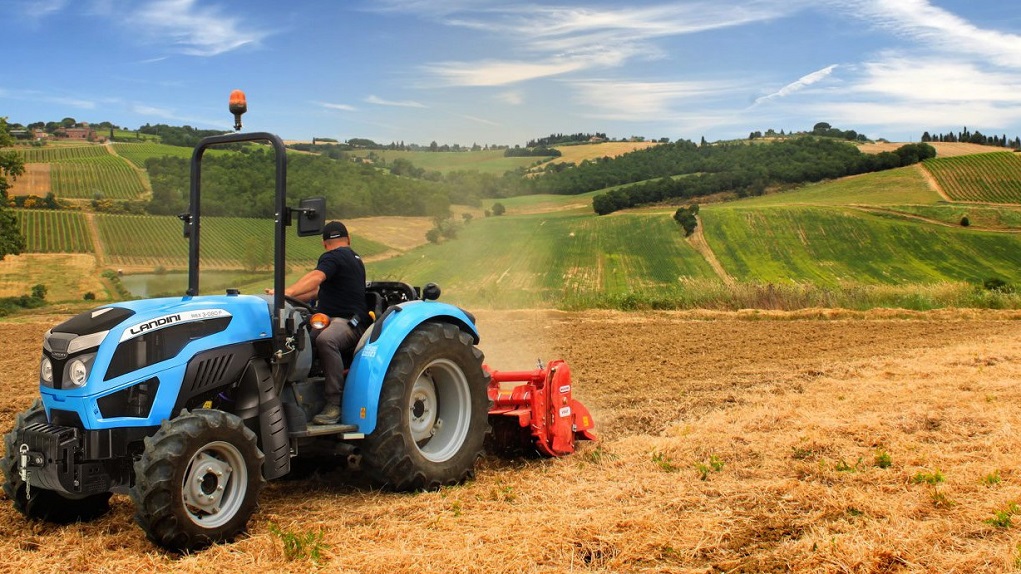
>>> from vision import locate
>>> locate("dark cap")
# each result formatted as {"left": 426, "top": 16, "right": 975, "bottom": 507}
{"left": 322, "top": 221, "right": 348, "bottom": 240}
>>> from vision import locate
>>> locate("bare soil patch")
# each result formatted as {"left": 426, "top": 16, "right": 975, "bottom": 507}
{"left": 7, "top": 164, "right": 51, "bottom": 196}
{"left": 549, "top": 141, "right": 661, "bottom": 166}
{"left": 3, "top": 309, "right": 1021, "bottom": 572}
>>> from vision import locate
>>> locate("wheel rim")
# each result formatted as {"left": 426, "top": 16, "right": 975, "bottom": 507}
{"left": 181, "top": 441, "right": 247, "bottom": 528}
{"left": 408, "top": 358, "right": 471, "bottom": 463}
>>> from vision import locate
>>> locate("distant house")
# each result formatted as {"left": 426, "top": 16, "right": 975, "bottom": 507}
{"left": 10, "top": 129, "right": 31, "bottom": 140}
{"left": 61, "top": 125, "right": 96, "bottom": 141}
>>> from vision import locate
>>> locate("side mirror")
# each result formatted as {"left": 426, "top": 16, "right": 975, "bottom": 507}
{"left": 178, "top": 212, "right": 192, "bottom": 238}
{"left": 296, "top": 197, "right": 326, "bottom": 237}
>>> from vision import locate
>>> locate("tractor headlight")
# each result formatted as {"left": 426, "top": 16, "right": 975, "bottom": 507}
{"left": 68, "top": 358, "right": 89, "bottom": 388}
{"left": 40, "top": 357, "right": 53, "bottom": 384}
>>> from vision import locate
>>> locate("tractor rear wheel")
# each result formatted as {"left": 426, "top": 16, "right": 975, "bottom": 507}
{"left": 362, "top": 322, "right": 489, "bottom": 491}
{"left": 1, "top": 399, "right": 112, "bottom": 523}
{"left": 130, "top": 409, "right": 265, "bottom": 552}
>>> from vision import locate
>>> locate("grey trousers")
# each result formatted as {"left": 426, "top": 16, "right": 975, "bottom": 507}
{"left": 315, "top": 319, "right": 363, "bottom": 406}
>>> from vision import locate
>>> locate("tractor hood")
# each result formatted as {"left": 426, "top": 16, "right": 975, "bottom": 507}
{"left": 39, "top": 294, "right": 274, "bottom": 427}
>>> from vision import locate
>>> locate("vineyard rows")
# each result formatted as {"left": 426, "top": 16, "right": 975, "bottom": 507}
{"left": 17, "top": 145, "right": 111, "bottom": 163}
{"left": 924, "top": 152, "right": 1021, "bottom": 204}
{"left": 12, "top": 210, "right": 330, "bottom": 269}
{"left": 111, "top": 142, "right": 230, "bottom": 168}
{"left": 111, "top": 142, "right": 195, "bottom": 168}
{"left": 96, "top": 214, "right": 322, "bottom": 269}
{"left": 15, "top": 210, "right": 93, "bottom": 253}
{"left": 51, "top": 156, "right": 148, "bottom": 199}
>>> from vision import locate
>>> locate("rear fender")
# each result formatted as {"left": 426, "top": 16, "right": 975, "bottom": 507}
{"left": 342, "top": 301, "right": 478, "bottom": 433}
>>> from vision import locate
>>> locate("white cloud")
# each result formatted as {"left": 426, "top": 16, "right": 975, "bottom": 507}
{"left": 424, "top": 59, "right": 590, "bottom": 87}
{"left": 48, "top": 96, "right": 96, "bottom": 110}
{"left": 569, "top": 78, "right": 746, "bottom": 121}
{"left": 456, "top": 114, "right": 500, "bottom": 127}
{"left": 753, "top": 65, "right": 838, "bottom": 106}
{"left": 495, "top": 91, "right": 524, "bottom": 105}
{"left": 0, "top": 87, "right": 96, "bottom": 109}
{"left": 852, "top": 58, "right": 1021, "bottom": 103}
{"left": 320, "top": 102, "right": 357, "bottom": 112}
{"left": 418, "top": 1, "right": 800, "bottom": 87}
{"left": 811, "top": 100, "right": 1021, "bottom": 135}
{"left": 126, "top": 0, "right": 271, "bottom": 56}
{"left": 832, "top": 0, "right": 1021, "bottom": 69}
{"left": 365, "top": 95, "right": 427, "bottom": 108}
{"left": 17, "top": 0, "right": 68, "bottom": 19}
{"left": 131, "top": 104, "right": 178, "bottom": 118}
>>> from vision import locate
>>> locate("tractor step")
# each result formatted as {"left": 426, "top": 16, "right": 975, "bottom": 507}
{"left": 288, "top": 424, "right": 364, "bottom": 440}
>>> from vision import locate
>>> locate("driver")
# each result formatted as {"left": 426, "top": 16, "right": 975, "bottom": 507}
{"left": 268, "top": 220, "right": 369, "bottom": 424}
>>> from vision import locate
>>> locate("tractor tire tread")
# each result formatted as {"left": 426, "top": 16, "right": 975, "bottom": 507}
{"left": 362, "top": 322, "right": 488, "bottom": 491}
{"left": 130, "top": 409, "right": 265, "bottom": 552}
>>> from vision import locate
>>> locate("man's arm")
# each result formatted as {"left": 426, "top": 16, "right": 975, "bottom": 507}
{"left": 267, "top": 269, "right": 326, "bottom": 302}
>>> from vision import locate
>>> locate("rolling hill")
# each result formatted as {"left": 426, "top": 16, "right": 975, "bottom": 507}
{"left": 3, "top": 138, "right": 1021, "bottom": 309}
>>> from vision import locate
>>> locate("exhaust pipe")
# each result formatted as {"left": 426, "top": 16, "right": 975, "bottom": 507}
{"left": 335, "top": 442, "right": 362, "bottom": 469}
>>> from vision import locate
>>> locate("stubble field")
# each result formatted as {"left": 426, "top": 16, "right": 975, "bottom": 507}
{"left": 2, "top": 308, "right": 1021, "bottom": 572}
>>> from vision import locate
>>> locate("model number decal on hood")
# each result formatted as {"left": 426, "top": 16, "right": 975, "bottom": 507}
{"left": 120, "top": 309, "right": 232, "bottom": 341}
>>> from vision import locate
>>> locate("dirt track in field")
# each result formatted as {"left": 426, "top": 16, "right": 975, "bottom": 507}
{"left": 3, "top": 309, "right": 1021, "bottom": 572}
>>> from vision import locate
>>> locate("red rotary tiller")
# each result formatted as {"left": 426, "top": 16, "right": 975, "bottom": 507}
{"left": 485, "top": 360, "right": 597, "bottom": 457}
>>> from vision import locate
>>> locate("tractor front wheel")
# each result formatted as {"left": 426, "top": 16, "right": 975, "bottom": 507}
{"left": 130, "top": 409, "right": 265, "bottom": 552}
{"left": 1, "top": 399, "right": 112, "bottom": 523}
{"left": 362, "top": 322, "right": 489, "bottom": 491}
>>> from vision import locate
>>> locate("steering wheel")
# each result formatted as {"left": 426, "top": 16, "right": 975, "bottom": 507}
{"left": 283, "top": 295, "right": 314, "bottom": 312}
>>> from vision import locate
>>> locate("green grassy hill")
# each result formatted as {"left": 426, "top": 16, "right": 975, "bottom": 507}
{"left": 701, "top": 205, "right": 1021, "bottom": 286}
{"left": 367, "top": 162, "right": 1021, "bottom": 309}
{"left": 369, "top": 211, "right": 715, "bottom": 308}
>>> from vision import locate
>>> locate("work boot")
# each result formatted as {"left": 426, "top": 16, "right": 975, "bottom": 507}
{"left": 312, "top": 404, "right": 341, "bottom": 425}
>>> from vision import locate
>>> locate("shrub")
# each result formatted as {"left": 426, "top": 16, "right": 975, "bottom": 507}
{"left": 31, "top": 284, "right": 47, "bottom": 300}
{"left": 673, "top": 204, "right": 699, "bottom": 236}
{"left": 983, "top": 278, "right": 1012, "bottom": 292}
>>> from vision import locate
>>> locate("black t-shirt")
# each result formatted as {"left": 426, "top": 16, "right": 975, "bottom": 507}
{"left": 314, "top": 246, "right": 368, "bottom": 322}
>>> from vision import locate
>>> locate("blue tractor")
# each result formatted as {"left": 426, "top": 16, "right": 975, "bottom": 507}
{"left": 1, "top": 94, "right": 495, "bottom": 551}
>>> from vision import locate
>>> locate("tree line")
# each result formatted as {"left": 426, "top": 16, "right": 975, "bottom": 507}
{"left": 135, "top": 124, "right": 232, "bottom": 148}
{"left": 749, "top": 122, "right": 868, "bottom": 142}
{"left": 584, "top": 139, "right": 935, "bottom": 215}
{"left": 144, "top": 149, "right": 464, "bottom": 219}
{"left": 503, "top": 146, "right": 561, "bottom": 158}
{"left": 291, "top": 139, "right": 511, "bottom": 153}
{"left": 0, "top": 118, "right": 26, "bottom": 261}
{"left": 526, "top": 133, "right": 608, "bottom": 147}
{"left": 921, "top": 127, "right": 1021, "bottom": 149}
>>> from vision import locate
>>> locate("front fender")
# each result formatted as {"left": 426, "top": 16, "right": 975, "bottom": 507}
{"left": 341, "top": 301, "right": 478, "bottom": 433}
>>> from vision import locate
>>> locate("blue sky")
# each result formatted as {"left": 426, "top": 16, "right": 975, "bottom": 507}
{"left": 2, "top": 0, "right": 1020, "bottom": 146}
